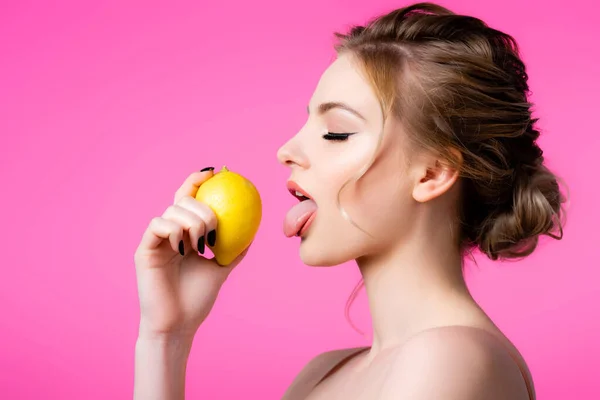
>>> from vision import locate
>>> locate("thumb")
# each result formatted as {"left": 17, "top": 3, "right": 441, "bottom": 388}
{"left": 226, "top": 241, "right": 253, "bottom": 268}
{"left": 212, "top": 241, "right": 254, "bottom": 277}
{"left": 235, "top": 242, "right": 253, "bottom": 261}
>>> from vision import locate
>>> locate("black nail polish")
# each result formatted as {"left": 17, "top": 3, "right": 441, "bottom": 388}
{"left": 207, "top": 230, "right": 216, "bottom": 246}
{"left": 178, "top": 240, "right": 185, "bottom": 256}
{"left": 200, "top": 167, "right": 214, "bottom": 172}
{"left": 198, "top": 236, "right": 205, "bottom": 254}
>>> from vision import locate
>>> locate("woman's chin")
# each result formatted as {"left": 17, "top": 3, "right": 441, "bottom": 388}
{"left": 299, "top": 238, "right": 351, "bottom": 267}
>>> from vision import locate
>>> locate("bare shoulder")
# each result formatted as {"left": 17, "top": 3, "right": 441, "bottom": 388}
{"left": 379, "top": 326, "right": 533, "bottom": 400}
{"left": 282, "top": 347, "right": 366, "bottom": 400}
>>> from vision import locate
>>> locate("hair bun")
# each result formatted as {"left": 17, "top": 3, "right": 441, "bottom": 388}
{"left": 478, "top": 164, "right": 564, "bottom": 260}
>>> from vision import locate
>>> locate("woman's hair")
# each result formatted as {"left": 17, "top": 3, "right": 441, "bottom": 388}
{"left": 335, "top": 2, "right": 566, "bottom": 261}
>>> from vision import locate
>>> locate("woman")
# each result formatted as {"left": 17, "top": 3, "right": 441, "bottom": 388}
{"left": 133, "top": 3, "right": 565, "bottom": 399}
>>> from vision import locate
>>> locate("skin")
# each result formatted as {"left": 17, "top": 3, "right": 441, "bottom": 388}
{"left": 134, "top": 53, "right": 535, "bottom": 399}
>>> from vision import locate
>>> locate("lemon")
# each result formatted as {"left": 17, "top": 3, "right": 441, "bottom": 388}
{"left": 195, "top": 166, "right": 262, "bottom": 266}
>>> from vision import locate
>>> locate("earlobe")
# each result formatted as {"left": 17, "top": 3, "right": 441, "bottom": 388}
{"left": 412, "top": 151, "right": 462, "bottom": 203}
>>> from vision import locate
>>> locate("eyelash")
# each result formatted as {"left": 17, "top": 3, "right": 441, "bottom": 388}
{"left": 322, "top": 132, "right": 357, "bottom": 141}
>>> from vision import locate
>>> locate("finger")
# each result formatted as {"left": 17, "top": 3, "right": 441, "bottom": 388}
{"left": 139, "top": 217, "right": 184, "bottom": 254}
{"left": 177, "top": 196, "right": 218, "bottom": 245}
{"left": 162, "top": 204, "right": 207, "bottom": 254}
{"left": 174, "top": 168, "right": 215, "bottom": 204}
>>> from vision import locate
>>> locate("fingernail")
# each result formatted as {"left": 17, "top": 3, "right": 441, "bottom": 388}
{"left": 207, "top": 230, "right": 216, "bottom": 246}
{"left": 198, "top": 236, "right": 205, "bottom": 254}
{"left": 178, "top": 240, "right": 185, "bottom": 256}
{"left": 200, "top": 167, "right": 214, "bottom": 172}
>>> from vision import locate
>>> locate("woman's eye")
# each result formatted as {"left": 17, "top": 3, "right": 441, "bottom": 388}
{"left": 322, "top": 132, "right": 357, "bottom": 141}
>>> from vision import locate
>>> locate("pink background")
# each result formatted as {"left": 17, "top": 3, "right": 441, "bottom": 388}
{"left": 1, "top": 0, "right": 598, "bottom": 398}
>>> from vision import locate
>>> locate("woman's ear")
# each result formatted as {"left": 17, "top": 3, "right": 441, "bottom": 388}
{"left": 412, "top": 148, "right": 462, "bottom": 203}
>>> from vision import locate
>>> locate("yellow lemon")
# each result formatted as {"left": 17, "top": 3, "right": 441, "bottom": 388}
{"left": 195, "top": 166, "right": 262, "bottom": 266}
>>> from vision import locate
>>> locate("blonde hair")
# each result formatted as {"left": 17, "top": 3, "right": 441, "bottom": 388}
{"left": 334, "top": 2, "right": 565, "bottom": 261}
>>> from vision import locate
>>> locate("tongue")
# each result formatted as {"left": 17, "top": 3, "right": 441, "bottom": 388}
{"left": 284, "top": 199, "right": 317, "bottom": 237}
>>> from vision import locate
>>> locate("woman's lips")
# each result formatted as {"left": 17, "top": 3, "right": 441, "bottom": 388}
{"left": 284, "top": 180, "right": 317, "bottom": 237}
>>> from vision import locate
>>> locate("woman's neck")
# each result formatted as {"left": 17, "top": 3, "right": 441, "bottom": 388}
{"left": 357, "top": 217, "right": 479, "bottom": 354}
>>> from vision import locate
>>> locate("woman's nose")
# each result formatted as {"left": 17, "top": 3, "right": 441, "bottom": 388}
{"left": 277, "top": 137, "right": 309, "bottom": 169}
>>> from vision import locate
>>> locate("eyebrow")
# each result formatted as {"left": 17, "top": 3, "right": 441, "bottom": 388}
{"left": 307, "top": 101, "right": 367, "bottom": 121}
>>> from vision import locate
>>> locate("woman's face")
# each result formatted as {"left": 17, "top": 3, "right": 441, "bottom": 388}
{"left": 277, "top": 53, "right": 421, "bottom": 266}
